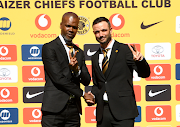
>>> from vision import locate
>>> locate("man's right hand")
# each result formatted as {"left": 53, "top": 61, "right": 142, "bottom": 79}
{"left": 84, "top": 91, "right": 95, "bottom": 105}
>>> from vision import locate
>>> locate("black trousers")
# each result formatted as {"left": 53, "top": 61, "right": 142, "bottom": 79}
{"left": 41, "top": 103, "right": 80, "bottom": 127}
{"left": 97, "top": 103, "right": 135, "bottom": 127}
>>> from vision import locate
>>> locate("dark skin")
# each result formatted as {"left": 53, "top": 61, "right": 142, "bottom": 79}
{"left": 60, "top": 13, "right": 94, "bottom": 102}
{"left": 60, "top": 13, "right": 79, "bottom": 41}
{"left": 60, "top": 14, "right": 79, "bottom": 73}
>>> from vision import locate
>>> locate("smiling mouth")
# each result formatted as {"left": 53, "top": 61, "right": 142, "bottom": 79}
{"left": 67, "top": 34, "right": 75, "bottom": 38}
{"left": 99, "top": 37, "right": 105, "bottom": 41}
{"left": 68, "top": 33, "right": 73, "bottom": 36}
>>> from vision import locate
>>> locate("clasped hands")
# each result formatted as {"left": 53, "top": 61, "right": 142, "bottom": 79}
{"left": 84, "top": 91, "right": 95, "bottom": 105}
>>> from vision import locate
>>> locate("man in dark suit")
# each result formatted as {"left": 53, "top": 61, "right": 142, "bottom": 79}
{"left": 88, "top": 17, "right": 150, "bottom": 127}
{"left": 41, "top": 12, "right": 92, "bottom": 127}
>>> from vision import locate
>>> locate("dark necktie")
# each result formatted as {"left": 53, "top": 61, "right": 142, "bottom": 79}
{"left": 66, "top": 44, "right": 74, "bottom": 57}
{"left": 66, "top": 44, "right": 75, "bottom": 99}
{"left": 102, "top": 49, "right": 110, "bottom": 74}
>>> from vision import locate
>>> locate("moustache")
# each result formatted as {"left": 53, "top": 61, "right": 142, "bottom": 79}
{"left": 98, "top": 36, "right": 105, "bottom": 40}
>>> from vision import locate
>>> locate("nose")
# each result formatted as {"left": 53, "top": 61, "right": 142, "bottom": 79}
{"left": 99, "top": 31, "right": 103, "bottom": 36}
{"left": 69, "top": 27, "right": 73, "bottom": 32}
{"left": 98, "top": 31, "right": 104, "bottom": 38}
{"left": 96, "top": 31, "right": 103, "bottom": 38}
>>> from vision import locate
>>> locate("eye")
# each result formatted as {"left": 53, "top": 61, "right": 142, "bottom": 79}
{"left": 66, "top": 25, "right": 71, "bottom": 28}
{"left": 102, "top": 29, "right": 107, "bottom": 32}
{"left": 73, "top": 26, "right": 78, "bottom": 29}
{"left": 94, "top": 31, "right": 99, "bottom": 34}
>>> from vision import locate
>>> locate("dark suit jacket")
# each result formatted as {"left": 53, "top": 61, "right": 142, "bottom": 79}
{"left": 91, "top": 41, "right": 150, "bottom": 121}
{"left": 41, "top": 37, "right": 91, "bottom": 114}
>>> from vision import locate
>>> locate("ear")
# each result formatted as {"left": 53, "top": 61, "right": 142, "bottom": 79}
{"left": 92, "top": 26, "right": 96, "bottom": 35}
{"left": 60, "top": 22, "right": 62, "bottom": 29}
{"left": 110, "top": 27, "right": 112, "bottom": 34}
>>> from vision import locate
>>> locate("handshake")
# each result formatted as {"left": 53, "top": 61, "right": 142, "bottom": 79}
{"left": 83, "top": 92, "right": 95, "bottom": 105}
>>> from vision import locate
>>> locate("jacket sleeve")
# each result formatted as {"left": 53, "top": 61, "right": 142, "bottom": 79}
{"left": 91, "top": 58, "right": 99, "bottom": 103}
{"left": 78, "top": 51, "right": 91, "bottom": 86}
{"left": 42, "top": 43, "right": 83, "bottom": 98}
{"left": 126, "top": 45, "right": 150, "bottom": 78}
{"left": 135, "top": 58, "right": 150, "bottom": 78}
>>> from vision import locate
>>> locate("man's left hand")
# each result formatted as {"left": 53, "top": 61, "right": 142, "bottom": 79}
{"left": 128, "top": 44, "right": 143, "bottom": 61}
{"left": 69, "top": 51, "right": 79, "bottom": 73}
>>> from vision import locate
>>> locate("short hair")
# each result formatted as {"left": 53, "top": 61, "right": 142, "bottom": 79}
{"left": 62, "top": 12, "right": 79, "bottom": 23}
{"left": 92, "top": 17, "right": 111, "bottom": 28}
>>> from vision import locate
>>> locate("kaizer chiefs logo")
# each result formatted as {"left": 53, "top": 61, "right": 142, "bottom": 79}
{"left": 77, "top": 16, "right": 90, "bottom": 35}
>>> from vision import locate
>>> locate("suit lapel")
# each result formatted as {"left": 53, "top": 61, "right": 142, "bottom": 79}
{"left": 56, "top": 37, "right": 81, "bottom": 66}
{"left": 104, "top": 41, "right": 120, "bottom": 78}
{"left": 55, "top": 37, "right": 69, "bottom": 64}
{"left": 73, "top": 44, "right": 81, "bottom": 66}
{"left": 94, "top": 48, "right": 106, "bottom": 80}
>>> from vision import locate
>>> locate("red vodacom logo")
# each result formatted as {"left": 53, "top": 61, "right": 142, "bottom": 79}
{"left": 146, "top": 64, "right": 171, "bottom": 81}
{"left": 35, "top": 14, "right": 51, "bottom": 30}
{"left": 109, "top": 13, "right": 125, "bottom": 30}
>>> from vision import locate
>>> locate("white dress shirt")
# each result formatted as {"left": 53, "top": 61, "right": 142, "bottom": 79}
{"left": 99, "top": 39, "right": 115, "bottom": 101}
{"left": 59, "top": 34, "right": 81, "bottom": 76}
{"left": 59, "top": 34, "right": 75, "bottom": 63}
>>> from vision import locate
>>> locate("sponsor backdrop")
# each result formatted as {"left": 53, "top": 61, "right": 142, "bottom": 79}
{"left": 0, "top": 0, "right": 180, "bottom": 127}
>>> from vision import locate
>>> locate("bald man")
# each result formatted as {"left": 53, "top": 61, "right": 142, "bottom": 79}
{"left": 41, "top": 12, "right": 92, "bottom": 127}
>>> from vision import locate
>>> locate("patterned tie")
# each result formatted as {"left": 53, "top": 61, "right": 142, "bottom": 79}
{"left": 66, "top": 44, "right": 75, "bottom": 99}
{"left": 102, "top": 49, "right": 110, "bottom": 74}
{"left": 66, "top": 44, "right": 74, "bottom": 57}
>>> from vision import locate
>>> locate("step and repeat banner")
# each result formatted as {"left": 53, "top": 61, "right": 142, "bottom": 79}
{"left": 0, "top": 0, "right": 180, "bottom": 127}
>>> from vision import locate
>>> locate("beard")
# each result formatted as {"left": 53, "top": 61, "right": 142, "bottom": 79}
{"left": 96, "top": 33, "right": 112, "bottom": 45}
{"left": 62, "top": 35, "right": 73, "bottom": 45}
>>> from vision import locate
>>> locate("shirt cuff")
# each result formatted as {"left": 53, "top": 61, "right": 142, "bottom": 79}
{"left": 74, "top": 69, "right": 81, "bottom": 77}
{"left": 139, "top": 57, "right": 144, "bottom": 61}
{"left": 82, "top": 91, "right": 85, "bottom": 97}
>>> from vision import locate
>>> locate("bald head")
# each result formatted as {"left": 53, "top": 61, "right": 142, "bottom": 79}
{"left": 62, "top": 12, "right": 79, "bottom": 24}
{"left": 60, "top": 12, "right": 79, "bottom": 42}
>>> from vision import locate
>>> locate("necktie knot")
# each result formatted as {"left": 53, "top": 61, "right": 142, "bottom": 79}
{"left": 66, "top": 44, "right": 74, "bottom": 56}
{"left": 66, "top": 44, "right": 73, "bottom": 49}
{"left": 102, "top": 49, "right": 110, "bottom": 57}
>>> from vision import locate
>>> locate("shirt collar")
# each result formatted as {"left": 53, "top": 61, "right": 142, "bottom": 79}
{"left": 100, "top": 39, "right": 115, "bottom": 52}
{"left": 59, "top": 34, "right": 74, "bottom": 46}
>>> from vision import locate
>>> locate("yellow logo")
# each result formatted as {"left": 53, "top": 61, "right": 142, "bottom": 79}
{"left": 77, "top": 16, "right": 90, "bottom": 35}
